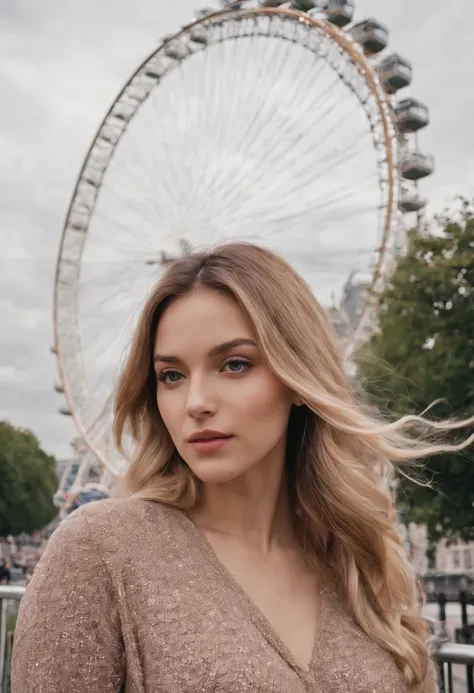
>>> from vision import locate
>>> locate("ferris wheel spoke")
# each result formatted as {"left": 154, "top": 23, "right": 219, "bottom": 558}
{"left": 309, "top": 106, "right": 367, "bottom": 159}
{"left": 89, "top": 217, "right": 161, "bottom": 258}
{"left": 81, "top": 246, "right": 155, "bottom": 267}
{"left": 81, "top": 335, "right": 129, "bottom": 381}
{"left": 302, "top": 145, "right": 376, "bottom": 190}
{"left": 93, "top": 184, "right": 171, "bottom": 243}
{"left": 211, "top": 136, "right": 376, "bottom": 230}
{"left": 317, "top": 131, "right": 372, "bottom": 166}
{"left": 189, "top": 41, "right": 298, "bottom": 211}
{"left": 81, "top": 284, "right": 150, "bottom": 325}
{"left": 201, "top": 34, "right": 264, "bottom": 169}
{"left": 82, "top": 347, "right": 122, "bottom": 395}
{"left": 313, "top": 204, "right": 380, "bottom": 230}
{"left": 212, "top": 27, "right": 296, "bottom": 151}
{"left": 80, "top": 260, "right": 149, "bottom": 291}
{"left": 211, "top": 62, "right": 335, "bottom": 192}
{"left": 217, "top": 48, "right": 323, "bottom": 163}
{"left": 255, "top": 187, "right": 379, "bottom": 242}
{"left": 122, "top": 141, "right": 182, "bottom": 219}
{"left": 305, "top": 177, "right": 379, "bottom": 213}
{"left": 201, "top": 161, "right": 377, "bottom": 234}
{"left": 195, "top": 85, "right": 350, "bottom": 219}
{"left": 80, "top": 249, "right": 155, "bottom": 265}
{"left": 111, "top": 123, "right": 185, "bottom": 222}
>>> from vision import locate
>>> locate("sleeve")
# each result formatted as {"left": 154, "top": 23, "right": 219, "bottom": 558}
{"left": 11, "top": 507, "right": 126, "bottom": 693}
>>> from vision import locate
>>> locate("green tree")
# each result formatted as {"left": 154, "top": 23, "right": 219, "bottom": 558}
{"left": 0, "top": 421, "right": 58, "bottom": 536}
{"left": 356, "top": 198, "right": 474, "bottom": 546}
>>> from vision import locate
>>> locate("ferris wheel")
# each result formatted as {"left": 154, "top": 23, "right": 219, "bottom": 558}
{"left": 52, "top": 0, "right": 433, "bottom": 481}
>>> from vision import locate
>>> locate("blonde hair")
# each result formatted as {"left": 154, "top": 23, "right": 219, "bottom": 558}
{"left": 115, "top": 242, "right": 474, "bottom": 692}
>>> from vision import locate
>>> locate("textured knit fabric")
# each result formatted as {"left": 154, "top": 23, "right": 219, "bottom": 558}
{"left": 12, "top": 497, "right": 420, "bottom": 693}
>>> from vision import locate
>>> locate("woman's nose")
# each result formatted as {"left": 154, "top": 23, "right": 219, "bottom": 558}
{"left": 185, "top": 377, "right": 216, "bottom": 418}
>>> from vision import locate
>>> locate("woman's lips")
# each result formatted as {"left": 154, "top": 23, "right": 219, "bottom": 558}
{"left": 189, "top": 436, "right": 234, "bottom": 453}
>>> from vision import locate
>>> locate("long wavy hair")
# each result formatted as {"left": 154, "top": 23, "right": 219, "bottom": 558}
{"left": 115, "top": 242, "right": 474, "bottom": 693}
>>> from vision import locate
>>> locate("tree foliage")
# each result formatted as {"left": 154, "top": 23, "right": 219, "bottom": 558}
{"left": 356, "top": 198, "right": 474, "bottom": 545}
{"left": 0, "top": 421, "right": 58, "bottom": 536}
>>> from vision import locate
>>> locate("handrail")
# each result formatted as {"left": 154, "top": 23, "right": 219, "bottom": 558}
{"left": 435, "top": 642, "right": 474, "bottom": 665}
{"left": 0, "top": 586, "right": 26, "bottom": 693}
{"left": 0, "top": 587, "right": 26, "bottom": 601}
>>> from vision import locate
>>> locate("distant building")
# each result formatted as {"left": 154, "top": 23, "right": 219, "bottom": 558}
{"left": 326, "top": 306, "right": 353, "bottom": 353}
{"left": 55, "top": 458, "right": 71, "bottom": 483}
{"left": 340, "top": 272, "right": 371, "bottom": 329}
{"left": 398, "top": 522, "right": 430, "bottom": 575}
{"left": 399, "top": 522, "right": 474, "bottom": 577}
{"left": 435, "top": 539, "right": 474, "bottom": 575}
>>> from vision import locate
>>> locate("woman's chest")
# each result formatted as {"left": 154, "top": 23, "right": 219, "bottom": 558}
{"left": 119, "top": 562, "right": 309, "bottom": 693}
{"left": 117, "top": 559, "right": 407, "bottom": 693}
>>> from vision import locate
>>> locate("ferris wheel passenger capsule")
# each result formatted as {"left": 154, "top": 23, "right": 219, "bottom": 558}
{"left": 164, "top": 39, "right": 189, "bottom": 60}
{"left": 401, "top": 151, "right": 435, "bottom": 181}
{"left": 59, "top": 407, "right": 73, "bottom": 417}
{"left": 291, "top": 0, "right": 318, "bottom": 10}
{"left": 376, "top": 53, "right": 412, "bottom": 93}
{"left": 349, "top": 18, "right": 389, "bottom": 54}
{"left": 189, "top": 24, "right": 209, "bottom": 43}
{"left": 399, "top": 188, "right": 427, "bottom": 213}
{"left": 394, "top": 98, "right": 430, "bottom": 133}
{"left": 321, "top": 0, "right": 354, "bottom": 28}
{"left": 193, "top": 7, "right": 219, "bottom": 19}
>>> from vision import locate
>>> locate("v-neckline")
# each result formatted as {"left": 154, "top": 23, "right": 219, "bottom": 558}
{"left": 178, "top": 507, "right": 328, "bottom": 678}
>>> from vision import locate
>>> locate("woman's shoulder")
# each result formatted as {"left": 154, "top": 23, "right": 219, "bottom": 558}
{"left": 58, "top": 495, "right": 169, "bottom": 531}
{"left": 32, "top": 497, "right": 179, "bottom": 587}
{"left": 51, "top": 497, "right": 180, "bottom": 556}
{"left": 61, "top": 495, "right": 152, "bottom": 525}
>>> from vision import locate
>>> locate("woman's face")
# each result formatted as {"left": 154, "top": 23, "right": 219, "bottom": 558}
{"left": 153, "top": 287, "right": 294, "bottom": 484}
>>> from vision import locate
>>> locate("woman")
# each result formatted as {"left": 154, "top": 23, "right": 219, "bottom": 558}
{"left": 12, "top": 242, "right": 473, "bottom": 693}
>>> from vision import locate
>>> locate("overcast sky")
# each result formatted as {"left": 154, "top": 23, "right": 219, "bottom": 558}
{"left": 1, "top": 0, "right": 473, "bottom": 461}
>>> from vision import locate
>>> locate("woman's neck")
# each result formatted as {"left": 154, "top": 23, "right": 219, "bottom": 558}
{"left": 188, "top": 458, "right": 297, "bottom": 554}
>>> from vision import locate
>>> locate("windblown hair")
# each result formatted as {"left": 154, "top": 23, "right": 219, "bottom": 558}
{"left": 115, "top": 242, "right": 473, "bottom": 693}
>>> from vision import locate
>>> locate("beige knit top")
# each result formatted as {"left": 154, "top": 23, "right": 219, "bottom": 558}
{"left": 12, "top": 497, "right": 417, "bottom": 693}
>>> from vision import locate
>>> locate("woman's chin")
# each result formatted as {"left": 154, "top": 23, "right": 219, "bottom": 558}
{"left": 188, "top": 457, "right": 246, "bottom": 485}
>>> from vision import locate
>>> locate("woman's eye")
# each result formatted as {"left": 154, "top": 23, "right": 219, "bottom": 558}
{"left": 158, "top": 370, "right": 182, "bottom": 384}
{"left": 223, "top": 358, "right": 251, "bottom": 373}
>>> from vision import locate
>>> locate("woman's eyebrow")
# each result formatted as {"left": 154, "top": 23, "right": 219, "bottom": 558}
{"left": 153, "top": 338, "right": 257, "bottom": 365}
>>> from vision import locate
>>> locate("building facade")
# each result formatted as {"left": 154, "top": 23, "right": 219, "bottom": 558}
{"left": 399, "top": 522, "right": 474, "bottom": 576}
{"left": 435, "top": 539, "right": 474, "bottom": 575}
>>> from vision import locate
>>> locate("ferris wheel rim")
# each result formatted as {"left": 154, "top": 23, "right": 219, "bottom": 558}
{"left": 53, "top": 5, "right": 398, "bottom": 468}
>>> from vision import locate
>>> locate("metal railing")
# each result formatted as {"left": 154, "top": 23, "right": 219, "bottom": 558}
{"left": 0, "top": 586, "right": 25, "bottom": 693}
{"left": 434, "top": 643, "right": 474, "bottom": 693}
{"left": 1, "top": 585, "right": 474, "bottom": 693}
